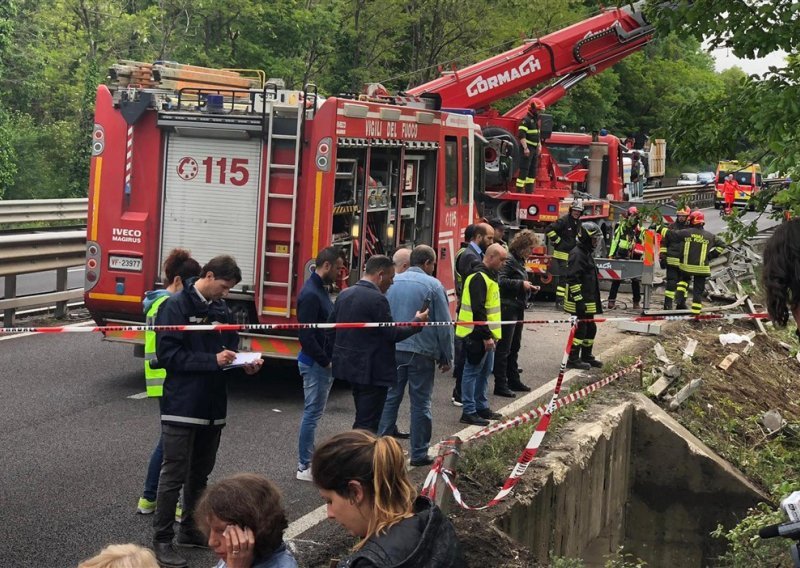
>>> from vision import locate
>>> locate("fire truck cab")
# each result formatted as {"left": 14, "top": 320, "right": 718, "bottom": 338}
{"left": 84, "top": 76, "right": 481, "bottom": 358}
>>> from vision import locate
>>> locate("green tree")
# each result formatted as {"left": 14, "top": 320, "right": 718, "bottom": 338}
{"left": 653, "top": 0, "right": 800, "bottom": 218}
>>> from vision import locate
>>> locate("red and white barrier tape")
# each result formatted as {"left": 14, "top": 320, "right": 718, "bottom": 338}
{"left": 0, "top": 312, "right": 771, "bottom": 334}
{"left": 465, "top": 359, "right": 643, "bottom": 443}
{"left": 423, "top": 356, "right": 643, "bottom": 509}
{"left": 426, "top": 319, "right": 578, "bottom": 510}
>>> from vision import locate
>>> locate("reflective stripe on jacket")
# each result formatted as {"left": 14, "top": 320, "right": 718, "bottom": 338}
{"left": 144, "top": 294, "right": 169, "bottom": 397}
{"left": 456, "top": 271, "right": 501, "bottom": 340}
{"left": 518, "top": 114, "right": 540, "bottom": 148}
{"left": 672, "top": 227, "right": 726, "bottom": 275}
{"left": 563, "top": 243, "right": 602, "bottom": 315}
{"left": 546, "top": 213, "right": 580, "bottom": 260}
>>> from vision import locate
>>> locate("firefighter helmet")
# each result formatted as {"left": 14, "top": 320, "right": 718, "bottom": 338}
{"left": 530, "top": 98, "right": 545, "bottom": 112}
{"left": 570, "top": 199, "right": 585, "bottom": 213}
{"left": 690, "top": 211, "right": 705, "bottom": 226}
{"left": 677, "top": 206, "right": 691, "bottom": 217}
{"left": 578, "top": 221, "right": 602, "bottom": 248}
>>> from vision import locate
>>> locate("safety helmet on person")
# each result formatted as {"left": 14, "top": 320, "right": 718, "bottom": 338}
{"left": 529, "top": 98, "right": 545, "bottom": 113}
{"left": 690, "top": 211, "right": 705, "bottom": 226}
{"left": 578, "top": 221, "right": 602, "bottom": 249}
{"left": 570, "top": 199, "right": 585, "bottom": 213}
{"left": 676, "top": 206, "right": 691, "bottom": 222}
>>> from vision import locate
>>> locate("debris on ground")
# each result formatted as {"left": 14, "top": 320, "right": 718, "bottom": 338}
{"left": 668, "top": 378, "right": 703, "bottom": 410}
{"left": 717, "top": 352, "right": 740, "bottom": 370}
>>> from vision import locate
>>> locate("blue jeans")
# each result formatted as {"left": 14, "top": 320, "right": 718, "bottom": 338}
{"left": 378, "top": 351, "right": 436, "bottom": 462}
{"left": 297, "top": 360, "right": 333, "bottom": 469}
{"left": 461, "top": 349, "right": 495, "bottom": 415}
{"left": 142, "top": 435, "right": 163, "bottom": 501}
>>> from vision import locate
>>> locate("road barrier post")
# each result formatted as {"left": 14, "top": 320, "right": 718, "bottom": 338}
{"left": 433, "top": 436, "right": 462, "bottom": 514}
{"left": 55, "top": 267, "right": 68, "bottom": 318}
{"left": 3, "top": 275, "right": 15, "bottom": 327}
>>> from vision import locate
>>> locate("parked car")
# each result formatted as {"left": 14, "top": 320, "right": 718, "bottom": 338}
{"left": 697, "top": 171, "right": 715, "bottom": 184}
{"left": 676, "top": 172, "right": 699, "bottom": 186}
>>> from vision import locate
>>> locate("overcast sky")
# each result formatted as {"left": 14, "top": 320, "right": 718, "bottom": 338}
{"left": 710, "top": 48, "right": 788, "bottom": 75}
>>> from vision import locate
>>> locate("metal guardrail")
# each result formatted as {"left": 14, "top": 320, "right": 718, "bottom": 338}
{"left": 642, "top": 183, "right": 715, "bottom": 207}
{"left": 0, "top": 198, "right": 88, "bottom": 224}
{"left": 0, "top": 199, "right": 88, "bottom": 326}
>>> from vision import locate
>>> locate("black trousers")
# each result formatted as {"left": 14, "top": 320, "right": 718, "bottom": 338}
{"left": 552, "top": 258, "right": 568, "bottom": 300}
{"left": 494, "top": 308, "right": 523, "bottom": 386}
{"left": 453, "top": 337, "right": 465, "bottom": 395}
{"left": 574, "top": 317, "right": 598, "bottom": 350}
{"left": 153, "top": 423, "right": 222, "bottom": 543}
{"left": 351, "top": 383, "right": 389, "bottom": 433}
{"left": 665, "top": 264, "right": 680, "bottom": 300}
{"left": 678, "top": 272, "right": 707, "bottom": 314}
{"left": 515, "top": 149, "right": 538, "bottom": 192}
{"left": 608, "top": 278, "right": 641, "bottom": 303}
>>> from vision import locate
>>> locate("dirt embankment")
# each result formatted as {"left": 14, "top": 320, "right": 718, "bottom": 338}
{"left": 294, "top": 319, "right": 800, "bottom": 567}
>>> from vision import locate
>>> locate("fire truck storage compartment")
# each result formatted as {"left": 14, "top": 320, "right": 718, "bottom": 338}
{"left": 332, "top": 145, "right": 436, "bottom": 283}
{"left": 160, "top": 133, "right": 263, "bottom": 290}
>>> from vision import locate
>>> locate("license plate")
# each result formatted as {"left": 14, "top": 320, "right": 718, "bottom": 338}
{"left": 109, "top": 255, "right": 143, "bottom": 272}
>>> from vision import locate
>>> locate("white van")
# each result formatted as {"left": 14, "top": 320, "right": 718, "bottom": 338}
{"left": 676, "top": 172, "right": 699, "bottom": 186}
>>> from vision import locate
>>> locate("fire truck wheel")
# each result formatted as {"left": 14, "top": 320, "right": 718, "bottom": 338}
{"left": 483, "top": 126, "right": 520, "bottom": 189}
{"left": 539, "top": 272, "right": 553, "bottom": 285}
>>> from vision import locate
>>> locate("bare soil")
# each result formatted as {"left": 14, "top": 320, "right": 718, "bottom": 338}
{"left": 293, "top": 318, "right": 800, "bottom": 567}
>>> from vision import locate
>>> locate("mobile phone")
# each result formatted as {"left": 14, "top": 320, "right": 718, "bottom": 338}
{"left": 421, "top": 298, "right": 431, "bottom": 312}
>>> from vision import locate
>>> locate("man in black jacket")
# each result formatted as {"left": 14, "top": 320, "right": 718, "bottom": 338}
{"left": 153, "top": 255, "right": 262, "bottom": 568}
{"left": 330, "top": 255, "right": 428, "bottom": 432}
{"left": 452, "top": 222, "right": 494, "bottom": 406}
{"left": 295, "top": 246, "right": 343, "bottom": 482}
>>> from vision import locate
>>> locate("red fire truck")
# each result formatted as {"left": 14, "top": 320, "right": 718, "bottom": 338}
{"left": 84, "top": 72, "right": 481, "bottom": 358}
{"left": 406, "top": 0, "right": 668, "bottom": 279}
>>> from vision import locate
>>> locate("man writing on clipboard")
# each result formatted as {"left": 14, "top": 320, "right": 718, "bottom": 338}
{"left": 152, "top": 255, "right": 263, "bottom": 568}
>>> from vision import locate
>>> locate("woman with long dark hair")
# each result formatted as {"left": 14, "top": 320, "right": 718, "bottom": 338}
{"left": 763, "top": 218, "right": 800, "bottom": 334}
{"left": 312, "top": 430, "right": 466, "bottom": 567}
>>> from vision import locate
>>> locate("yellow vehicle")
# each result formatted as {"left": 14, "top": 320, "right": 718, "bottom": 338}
{"left": 714, "top": 160, "right": 762, "bottom": 211}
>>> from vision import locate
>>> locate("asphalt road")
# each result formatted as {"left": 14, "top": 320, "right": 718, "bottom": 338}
{"left": 0, "top": 267, "right": 84, "bottom": 298}
{"left": 0, "top": 205, "right": 778, "bottom": 567}
{"left": 0, "top": 300, "right": 617, "bottom": 568}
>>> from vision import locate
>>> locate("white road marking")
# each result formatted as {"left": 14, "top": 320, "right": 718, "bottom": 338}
{"left": 127, "top": 391, "right": 149, "bottom": 399}
{"left": 286, "top": 504, "right": 329, "bottom": 541}
{"left": 285, "top": 364, "right": 582, "bottom": 541}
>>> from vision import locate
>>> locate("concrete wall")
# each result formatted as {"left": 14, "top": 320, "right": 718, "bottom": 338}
{"left": 497, "top": 394, "right": 768, "bottom": 567}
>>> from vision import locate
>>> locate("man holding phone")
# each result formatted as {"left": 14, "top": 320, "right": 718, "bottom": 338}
{"left": 379, "top": 245, "right": 453, "bottom": 466}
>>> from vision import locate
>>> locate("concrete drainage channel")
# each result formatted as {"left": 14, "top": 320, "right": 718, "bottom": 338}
{"left": 495, "top": 393, "right": 767, "bottom": 567}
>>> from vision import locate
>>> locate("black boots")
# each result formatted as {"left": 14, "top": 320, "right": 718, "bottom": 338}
{"left": 493, "top": 379, "right": 517, "bottom": 398}
{"left": 663, "top": 297, "right": 673, "bottom": 310}
{"left": 152, "top": 543, "right": 188, "bottom": 568}
{"left": 581, "top": 346, "right": 603, "bottom": 368}
{"left": 567, "top": 347, "right": 590, "bottom": 370}
{"left": 508, "top": 379, "right": 531, "bottom": 392}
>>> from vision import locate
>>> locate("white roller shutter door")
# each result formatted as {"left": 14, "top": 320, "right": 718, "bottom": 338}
{"left": 161, "top": 136, "right": 262, "bottom": 288}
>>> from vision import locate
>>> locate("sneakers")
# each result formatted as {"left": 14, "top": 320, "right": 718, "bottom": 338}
{"left": 152, "top": 542, "right": 188, "bottom": 568}
{"left": 632, "top": 301, "right": 641, "bottom": 310}
{"left": 460, "top": 413, "right": 489, "bottom": 426}
{"left": 137, "top": 497, "right": 155, "bottom": 515}
{"left": 606, "top": 299, "right": 616, "bottom": 310}
{"left": 136, "top": 498, "right": 183, "bottom": 522}
{"left": 451, "top": 389, "right": 463, "bottom": 407}
{"left": 477, "top": 408, "right": 503, "bottom": 420}
{"left": 296, "top": 467, "right": 313, "bottom": 482}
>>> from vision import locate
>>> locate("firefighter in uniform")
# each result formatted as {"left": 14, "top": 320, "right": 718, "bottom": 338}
{"left": 607, "top": 206, "right": 642, "bottom": 310}
{"left": 563, "top": 222, "right": 603, "bottom": 370}
{"left": 515, "top": 98, "right": 544, "bottom": 193}
{"left": 673, "top": 211, "right": 726, "bottom": 314}
{"left": 659, "top": 206, "right": 691, "bottom": 310}
{"left": 546, "top": 199, "right": 584, "bottom": 308}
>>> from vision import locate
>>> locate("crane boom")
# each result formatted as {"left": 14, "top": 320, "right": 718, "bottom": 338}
{"left": 406, "top": 2, "right": 654, "bottom": 112}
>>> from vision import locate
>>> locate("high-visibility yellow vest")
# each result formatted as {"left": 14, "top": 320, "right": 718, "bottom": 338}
{"left": 144, "top": 294, "right": 169, "bottom": 397}
{"left": 456, "top": 272, "right": 502, "bottom": 340}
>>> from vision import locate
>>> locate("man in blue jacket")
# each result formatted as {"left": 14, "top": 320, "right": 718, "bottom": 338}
{"left": 330, "top": 254, "right": 429, "bottom": 433}
{"left": 152, "top": 255, "right": 263, "bottom": 568}
{"left": 295, "top": 246, "right": 343, "bottom": 482}
{"left": 379, "top": 245, "right": 453, "bottom": 466}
